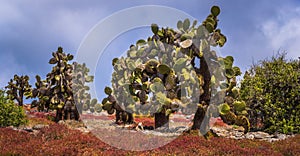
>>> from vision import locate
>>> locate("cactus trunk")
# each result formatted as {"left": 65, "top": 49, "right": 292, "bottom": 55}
{"left": 115, "top": 110, "right": 134, "bottom": 124}
{"left": 154, "top": 112, "right": 169, "bottom": 129}
{"left": 191, "top": 105, "right": 206, "bottom": 130}
{"left": 199, "top": 57, "right": 211, "bottom": 104}
{"left": 192, "top": 57, "right": 211, "bottom": 130}
{"left": 17, "top": 95, "right": 23, "bottom": 106}
{"left": 55, "top": 108, "right": 63, "bottom": 122}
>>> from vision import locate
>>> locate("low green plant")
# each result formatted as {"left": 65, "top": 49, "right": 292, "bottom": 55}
{"left": 0, "top": 89, "right": 27, "bottom": 127}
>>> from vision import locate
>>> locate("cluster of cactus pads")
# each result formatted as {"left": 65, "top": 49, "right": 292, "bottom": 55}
{"left": 101, "top": 6, "right": 250, "bottom": 133}
{"left": 5, "top": 47, "right": 98, "bottom": 122}
{"left": 215, "top": 56, "right": 250, "bottom": 133}
{"left": 72, "top": 62, "right": 101, "bottom": 114}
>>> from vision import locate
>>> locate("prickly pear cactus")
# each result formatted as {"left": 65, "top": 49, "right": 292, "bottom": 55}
{"left": 216, "top": 56, "right": 250, "bottom": 133}
{"left": 30, "top": 75, "right": 51, "bottom": 112}
{"left": 103, "top": 20, "right": 211, "bottom": 127}
{"left": 101, "top": 6, "right": 250, "bottom": 133}
{"left": 5, "top": 74, "right": 31, "bottom": 106}
{"left": 102, "top": 86, "right": 134, "bottom": 124}
{"left": 46, "top": 47, "right": 78, "bottom": 121}
{"left": 29, "top": 47, "right": 79, "bottom": 121}
{"left": 72, "top": 62, "right": 99, "bottom": 114}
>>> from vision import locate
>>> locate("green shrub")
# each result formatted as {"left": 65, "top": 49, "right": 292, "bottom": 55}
{"left": 0, "top": 89, "right": 28, "bottom": 127}
{"left": 240, "top": 53, "right": 300, "bottom": 134}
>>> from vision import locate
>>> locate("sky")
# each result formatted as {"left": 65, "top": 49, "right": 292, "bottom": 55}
{"left": 1, "top": 0, "right": 300, "bottom": 102}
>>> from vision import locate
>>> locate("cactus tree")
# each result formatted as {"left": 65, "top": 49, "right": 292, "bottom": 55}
{"left": 5, "top": 75, "right": 31, "bottom": 106}
{"left": 47, "top": 47, "right": 79, "bottom": 121}
{"left": 102, "top": 6, "right": 249, "bottom": 133}
{"left": 28, "top": 47, "right": 98, "bottom": 121}
{"left": 29, "top": 47, "right": 79, "bottom": 121}
{"left": 30, "top": 75, "right": 51, "bottom": 112}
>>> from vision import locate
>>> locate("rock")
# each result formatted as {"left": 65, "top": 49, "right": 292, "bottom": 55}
{"left": 235, "top": 126, "right": 245, "bottom": 132}
{"left": 23, "top": 127, "right": 34, "bottom": 132}
{"left": 263, "top": 138, "right": 279, "bottom": 142}
{"left": 232, "top": 131, "right": 244, "bottom": 137}
{"left": 229, "top": 135, "right": 238, "bottom": 139}
{"left": 8, "top": 126, "right": 18, "bottom": 131}
{"left": 253, "top": 131, "right": 272, "bottom": 139}
{"left": 33, "top": 124, "right": 49, "bottom": 130}
{"left": 185, "top": 115, "right": 193, "bottom": 119}
{"left": 274, "top": 134, "right": 287, "bottom": 140}
{"left": 155, "top": 127, "right": 169, "bottom": 132}
{"left": 58, "top": 120, "right": 65, "bottom": 125}
{"left": 17, "top": 125, "right": 26, "bottom": 129}
{"left": 217, "top": 133, "right": 228, "bottom": 138}
{"left": 245, "top": 133, "right": 254, "bottom": 139}
{"left": 76, "top": 127, "right": 90, "bottom": 133}
{"left": 211, "top": 127, "right": 227, "bottom": 134}
{"left": 174, "top": 126, "right": 188, "bottom": 133}
{"left": 142, "top": 129, "right": 181, "bottom": 137}
{"left": 136, "top": 122, "right": 144, "bottom": 131}
{"left": 210, "top": 124, "right": 295, "bottom": 142}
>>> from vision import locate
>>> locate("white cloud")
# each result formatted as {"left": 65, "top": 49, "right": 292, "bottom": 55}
{"left": 261, "top": 6, "right": 300, "bottom": 59}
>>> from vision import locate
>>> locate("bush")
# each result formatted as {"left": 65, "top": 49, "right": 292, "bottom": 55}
{"left": 0, "top": 89, "right": 27, "bottom": 127}
{"left": 240, "top": 53, "right": 300, "bottom": 134}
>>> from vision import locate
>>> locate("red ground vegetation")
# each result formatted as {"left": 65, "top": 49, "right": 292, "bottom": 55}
{"left": 0, "top": 116, "right": 299, "bottom": 156}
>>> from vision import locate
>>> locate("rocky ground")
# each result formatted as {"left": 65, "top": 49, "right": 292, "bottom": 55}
{"left": 210, "top": 126, "right": 294, "bottom": 142}
{"left": 10, "top": 112, "right": 294, "bottom": 144}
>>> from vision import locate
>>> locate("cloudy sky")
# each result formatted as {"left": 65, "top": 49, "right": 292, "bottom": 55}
{"left": 1, "top": 0, "right": 300, "bottom": 101}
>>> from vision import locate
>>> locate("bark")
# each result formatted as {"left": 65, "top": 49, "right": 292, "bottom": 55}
{"left": 55, "top": 108, "right": 63, "bottom": 122}
{"left": 55, "top": 103, "right": 80, "bottom": 122}
{"left": 116, "top": 110, "right": 134, "bottom": 124}
{"left": 199, "top": 57, "right": 211, "bottom": 104}
{"left": 154, "top": 112, "right": 169, "bottom": 129}
{"left": 64, "top": 103, "right": 79, "bottom": 120}
{"left": 18, "top": 91, "right": 24, "bottom": 106}
{"left": 127, "top": 113, "right": 134, "bottom": 124}
{"left": 115, "top": 110, "right": 121, "bottom": 123}
{"left": 191, "top": 105, "right": 206, "bottom": 130}
{"left": 191, "top": 57, "right": 211, "bottom": 130}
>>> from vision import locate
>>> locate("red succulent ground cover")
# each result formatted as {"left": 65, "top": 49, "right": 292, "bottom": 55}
{"left": 134, "top": 117, "right": 155, "bottom": 127}
{"left": 0, "top": 116, "right": 299, "bottom": 156}
{"left": 27, "top": 111, "right": 56, "bottom": 121}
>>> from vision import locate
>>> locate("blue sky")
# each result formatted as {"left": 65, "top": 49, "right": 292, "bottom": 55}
{"left": 1, "top": 0, "right": 300, "bottom": 102}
